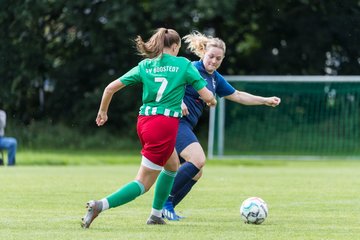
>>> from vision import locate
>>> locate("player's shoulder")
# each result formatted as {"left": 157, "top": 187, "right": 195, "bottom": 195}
{"left": 138, "top": 58, "right": 151, "bottom": 66}
{"left": 214, "top": 70, "right": 226, "bottom": 81}
{"left": 192, "top": 60, "right": 201, "bottom": 66}
{"left": 171, "top": 55, "right": 192, "bottom": 64}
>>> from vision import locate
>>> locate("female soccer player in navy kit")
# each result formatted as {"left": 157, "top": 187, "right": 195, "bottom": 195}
{"left": 81, "top": 28, "right": 217, "bottom": 228}
{"left": 162, "top": 31, "right": 281, "bottom": 220}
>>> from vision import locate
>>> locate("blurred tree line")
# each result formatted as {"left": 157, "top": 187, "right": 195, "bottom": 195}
{"left": 0, "top": 0, "right": 359, "bottom": 148}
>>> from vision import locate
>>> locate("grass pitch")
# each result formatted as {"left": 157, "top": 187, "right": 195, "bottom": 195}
{"left": 0, "top": 154, "right": 359, "bottom": 240}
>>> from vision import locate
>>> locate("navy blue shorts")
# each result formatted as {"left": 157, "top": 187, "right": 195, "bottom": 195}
{"left": 175, "top": 120, "right": 199, "bottom": 163}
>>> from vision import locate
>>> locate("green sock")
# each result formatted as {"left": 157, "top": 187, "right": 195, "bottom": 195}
{"left": 106, "top": 180, "right": 145, "bottom": 208}
{"left": 152, "top": 169, "right": 177, "bottom": 210}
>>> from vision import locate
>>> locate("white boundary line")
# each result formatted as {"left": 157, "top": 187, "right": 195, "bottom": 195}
{"left": 224, "top": 75, "right": 360, "bottom": 82}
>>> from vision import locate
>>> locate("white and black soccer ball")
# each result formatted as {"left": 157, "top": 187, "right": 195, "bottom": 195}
{"left": 240, "top": 197, "right": 268, "bottom": 224}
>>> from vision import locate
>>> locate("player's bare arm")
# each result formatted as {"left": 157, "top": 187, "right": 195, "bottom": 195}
{"left": 197, "top": 87, "right": 217, "bottom": 107}
{"left": 225, "top": 90, "right": 280, "bottom": 107}
{"left": 96, "top": 80, "right": 126, "bottom": 126}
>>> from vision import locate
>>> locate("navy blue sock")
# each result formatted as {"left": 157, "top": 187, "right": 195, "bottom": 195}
{"left": 173, "top": 179, "right": 197, "bottom": 207}
{"left": 168, "top": 162, "right": 199, "bottom": 203}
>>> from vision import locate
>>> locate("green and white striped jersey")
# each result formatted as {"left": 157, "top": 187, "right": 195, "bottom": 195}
{"left": 119, "top": 53, "right": 207, "bottom": 117}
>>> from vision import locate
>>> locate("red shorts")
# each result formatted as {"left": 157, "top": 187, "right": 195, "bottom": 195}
{"left": 137, "top": 115, "right": 179, "bottom": 166}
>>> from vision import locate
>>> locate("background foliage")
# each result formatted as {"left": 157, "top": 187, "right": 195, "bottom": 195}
{"left": 1, "top": 0, "right": 360, "bottom": 150}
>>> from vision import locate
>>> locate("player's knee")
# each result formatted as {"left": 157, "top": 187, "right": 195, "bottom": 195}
{"left": 190, "top": 156, "right": 206, "bottom": 169}
{"left": 193, "top": 169, "right": 203, "bottom": 181}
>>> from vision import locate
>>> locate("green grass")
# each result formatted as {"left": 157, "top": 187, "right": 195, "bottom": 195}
{"left": 0, "top": 153, "right": 360, "bottom": 239}
{"left": 16, "top": 150, "right": 140, "bottom": 165}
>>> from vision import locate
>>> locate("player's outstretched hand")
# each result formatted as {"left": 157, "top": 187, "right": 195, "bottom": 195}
{"left": 265, "top": 97, "right": 281, "bottom": 107}
{"left": 96, "top": 111, "right": 108, "bottom": 126}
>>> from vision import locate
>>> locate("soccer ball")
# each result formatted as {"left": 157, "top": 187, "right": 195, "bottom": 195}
{"left": 240, "top": 197, "right": 268, "bottom": 224}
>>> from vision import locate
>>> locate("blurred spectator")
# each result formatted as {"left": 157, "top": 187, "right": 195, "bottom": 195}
{"left": 0, "top": 109, "right": 17, "bottom": 166}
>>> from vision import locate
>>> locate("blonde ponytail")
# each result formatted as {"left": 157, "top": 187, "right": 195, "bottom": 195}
{"left": 183, "top": 31, "right": 226, "bottom": 59}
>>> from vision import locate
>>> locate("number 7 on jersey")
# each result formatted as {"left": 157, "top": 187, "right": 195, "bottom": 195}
{"left": 155, "top": 77, "right": 168, "bottom": 102}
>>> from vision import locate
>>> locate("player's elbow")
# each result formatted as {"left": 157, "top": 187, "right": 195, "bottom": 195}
{"left": 104, "top": 80, "right": 125, "bottom": 95}
{"left": 104, "top": 86, "right": 117, "bottom": 95}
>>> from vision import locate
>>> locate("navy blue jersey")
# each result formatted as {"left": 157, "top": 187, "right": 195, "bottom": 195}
{"left": 181, "top": 60, "right": 235, "bottom": 128}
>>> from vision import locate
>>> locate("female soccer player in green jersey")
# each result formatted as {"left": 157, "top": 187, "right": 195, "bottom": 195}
{"left": 81, "top": 28, "right": 217, "bottom": 228}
